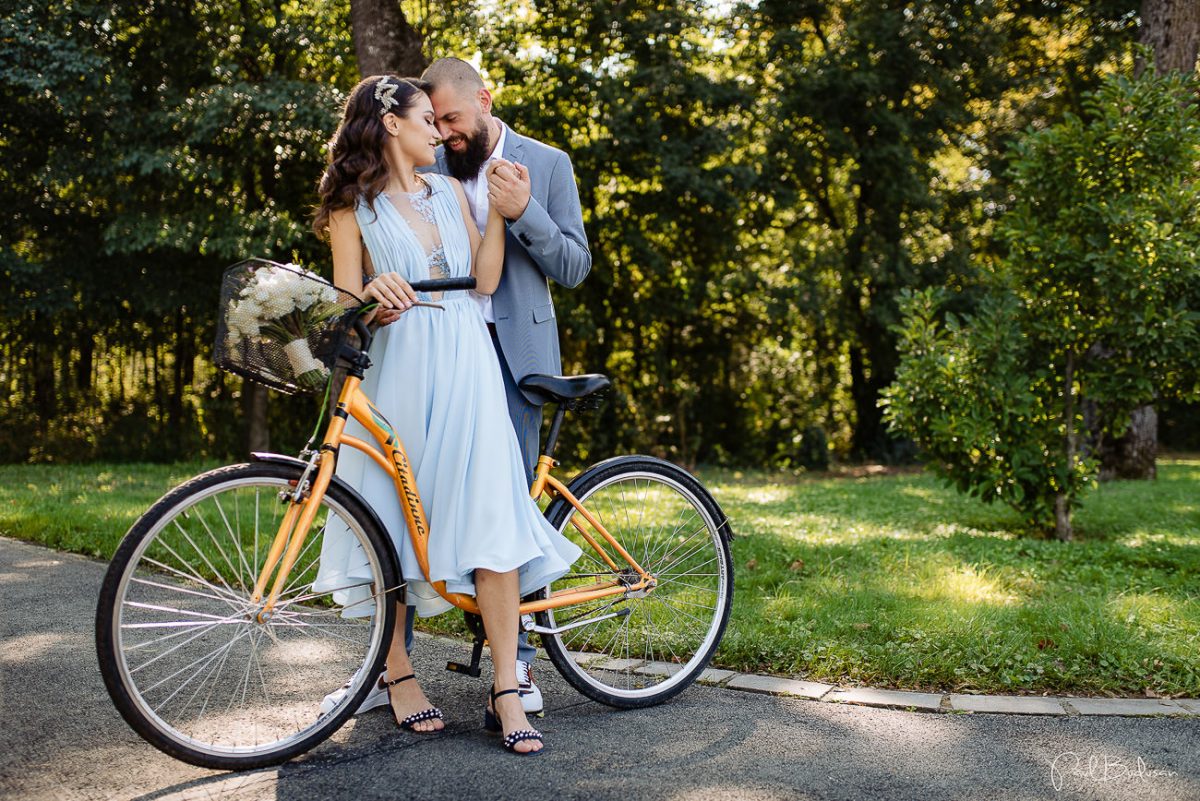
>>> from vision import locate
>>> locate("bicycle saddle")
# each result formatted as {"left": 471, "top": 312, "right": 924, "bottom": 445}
{"left": 518, "top": 374, "right": 611, "bottom": 406}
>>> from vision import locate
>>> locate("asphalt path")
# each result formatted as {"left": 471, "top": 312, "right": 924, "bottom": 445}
{"left": 2, "top": 536, "right": 1197, "bottom": 801}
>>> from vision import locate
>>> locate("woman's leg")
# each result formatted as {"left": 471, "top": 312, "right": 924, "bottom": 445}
{"left": 384, "top": 601, "right": 444, "bottom": 732}
{"left": 474, "top": 568, "right": 543, "bottom": 753}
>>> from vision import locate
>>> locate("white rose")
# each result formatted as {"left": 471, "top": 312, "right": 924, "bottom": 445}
{"left": 262, "top": 294, "right": 294, "bottom": 320}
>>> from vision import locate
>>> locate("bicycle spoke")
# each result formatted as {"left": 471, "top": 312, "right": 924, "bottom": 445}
{"left": 143, "top": 552, "right": 243, "bottom": 607}
{"left": 188, "top": 504, "right": 250, "bottom": 595}
{"left": 213, "top": 495, "right": 257, "bottom": 594}
{"left": 129, "top": 576, "right": 246, "bottom": 608}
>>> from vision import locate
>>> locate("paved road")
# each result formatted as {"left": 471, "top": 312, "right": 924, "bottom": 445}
{"left": 2, "top": 536, "right": 1198, "bottom": 801}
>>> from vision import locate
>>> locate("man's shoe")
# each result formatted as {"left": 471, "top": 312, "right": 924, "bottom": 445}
{"left": 319, "top": 668, "right": 388, "bottom": 716}
{"left": 517, "top": 659, "right": 544, "bottom": 715}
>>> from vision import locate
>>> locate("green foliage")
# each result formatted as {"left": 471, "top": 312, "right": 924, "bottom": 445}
{"left": 742, "top": 0, "right": 1139, "bottom": 459}
{"left": 886, "top": 71, "right": 1200, "bottom": 534}
{"left": 0, "top": 0, "right": 357, "bottom": 461}
{"left": 0, "top": 0, "right": 1144, "bottom": 466}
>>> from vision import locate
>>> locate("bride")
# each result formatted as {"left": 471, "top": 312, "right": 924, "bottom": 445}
{"left": 310, "top": 74, "right": 580, "bottom": 756}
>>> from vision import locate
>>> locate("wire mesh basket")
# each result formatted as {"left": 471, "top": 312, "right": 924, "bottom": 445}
{"left": 214, "top": 258, "right": 363, "bottom": 395}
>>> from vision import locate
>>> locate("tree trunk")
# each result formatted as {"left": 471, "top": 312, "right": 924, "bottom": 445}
{"left": 350, "top": 0, "right": 427, "bottom": 77}
{"left": 32, "top": 312, "right": 57, "bottom": 426}
{"left": 243, "top": 381, "right": 270, "bottom": 454}
{"left": 1137, "top": 0, "right": 1200, "bottom": 76}
{"left": 1099, "top": 405, "right": 1158, "bottom": 480}
{"left": 1056, "top": 350, "right": 1076, "bottom": 542}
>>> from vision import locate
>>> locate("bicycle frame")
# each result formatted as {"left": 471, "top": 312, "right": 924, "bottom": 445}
{"left": 249, "top": 374, "right": 655, "bottom": 620}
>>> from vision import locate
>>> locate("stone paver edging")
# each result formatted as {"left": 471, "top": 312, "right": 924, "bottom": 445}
{"left": 533, "top": 649, "right": 1200, "bottom": 719}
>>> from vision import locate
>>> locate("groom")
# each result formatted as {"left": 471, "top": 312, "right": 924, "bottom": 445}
{"left": 418, "top": 58, "right": 591, "bottom": 714}
{"left": 329, "top": 58, "right": 591, "bottom": 719}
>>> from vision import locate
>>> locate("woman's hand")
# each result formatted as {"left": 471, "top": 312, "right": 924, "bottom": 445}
{"left": 364, "top": 273, "right": 419, "bottom": 314}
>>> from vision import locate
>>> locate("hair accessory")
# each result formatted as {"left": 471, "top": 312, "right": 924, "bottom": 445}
{"left": 374, "top": 77, "right": 400, "bottom": 115}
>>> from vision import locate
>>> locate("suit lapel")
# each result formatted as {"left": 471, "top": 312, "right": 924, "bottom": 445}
{"left": 501, "top": 123, "right": 526, "bottom": 164}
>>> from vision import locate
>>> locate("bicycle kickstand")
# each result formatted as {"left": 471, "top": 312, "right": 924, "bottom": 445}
{"left": 446, "top": 633, "right": 485, "bottom": 678}
{"left": 446, "top": 611, "right": 485, "bottom": 677}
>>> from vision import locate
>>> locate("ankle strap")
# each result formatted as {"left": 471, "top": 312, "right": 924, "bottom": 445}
{"left": 492, "top": 687, "right": 520, "bottom": 701}
{"left": 384, "top": 673, "right": 416, "bottom": 688}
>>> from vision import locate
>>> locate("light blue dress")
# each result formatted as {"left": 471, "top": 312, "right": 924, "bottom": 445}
{"left": 314, "top": 173, "right": 581, "bottom": 617}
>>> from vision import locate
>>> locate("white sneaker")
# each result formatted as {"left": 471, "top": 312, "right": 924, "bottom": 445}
{"left": 319, "top": 668, "right": 388, "bottom": 716}
{"left": 517, "top": 659, "right": 544, "bottom": 715}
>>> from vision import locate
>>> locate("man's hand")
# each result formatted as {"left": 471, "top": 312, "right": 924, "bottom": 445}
{"left": 373, "top": 307, "right": 404, "bottom": 327}
{"left": 487, "top": 160, "right": 531, "bottom": 221}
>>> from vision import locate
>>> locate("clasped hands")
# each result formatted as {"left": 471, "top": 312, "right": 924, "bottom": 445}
{"left": 486, "top": 158, "right": 530, "bottom": 221}
{"left": 367, "top": 160, "right": 530, "bottom": 328}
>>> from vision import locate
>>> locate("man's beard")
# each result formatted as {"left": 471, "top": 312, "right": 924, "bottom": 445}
{"left": 443, "top": 117, "right": 494, "bottom": 181}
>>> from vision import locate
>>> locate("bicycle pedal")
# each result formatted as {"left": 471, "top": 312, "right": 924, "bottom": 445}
{"left": 446, "top": 660, "right": 482, "bottom": 678}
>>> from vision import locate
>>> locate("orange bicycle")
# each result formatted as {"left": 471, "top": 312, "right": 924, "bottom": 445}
{"left": 95, "top": 259, "right": 734, "bottom": 770}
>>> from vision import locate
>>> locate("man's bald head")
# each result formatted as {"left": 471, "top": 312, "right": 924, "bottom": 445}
{"left": 421, "top": 57, "right": 486, "bottom": 98}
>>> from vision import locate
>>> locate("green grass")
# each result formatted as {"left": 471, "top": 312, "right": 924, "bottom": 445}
{"left": 3, "top": 459, "right": 1197, "bottom": 696}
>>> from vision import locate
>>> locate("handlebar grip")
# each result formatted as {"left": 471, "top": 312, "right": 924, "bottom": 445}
{"left": 409, "top": 276, "right": 477, "bottom": 292}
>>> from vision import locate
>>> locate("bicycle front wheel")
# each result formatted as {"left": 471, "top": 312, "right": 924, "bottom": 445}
{"left": 538, "top": 456, "right": 733, "bottom": 708}
{"left": 95, "top": 462, "right": 399, "bottom": 770}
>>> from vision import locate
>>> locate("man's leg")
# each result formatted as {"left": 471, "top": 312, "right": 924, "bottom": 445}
{"left": 488, "top": 325, "right": 543, "bottom": 670}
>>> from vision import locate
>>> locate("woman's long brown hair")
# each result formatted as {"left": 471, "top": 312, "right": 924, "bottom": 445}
{"left": 312, "top": 75, "right": 432, "bottom": 239}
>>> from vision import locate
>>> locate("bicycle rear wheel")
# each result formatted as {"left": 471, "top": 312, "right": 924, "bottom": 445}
{"left": 95, "top": 462, "right": 398, "bottom": 770}
{"left": 538, "top": 456, "right": 733, "bottom": 708}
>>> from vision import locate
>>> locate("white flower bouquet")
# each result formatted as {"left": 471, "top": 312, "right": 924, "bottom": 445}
{"left": 223, "top": 263, "right": 345, "bottom": 391}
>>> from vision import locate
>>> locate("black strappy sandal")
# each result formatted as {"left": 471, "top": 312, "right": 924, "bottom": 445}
{"left": 385, "top": 673, "right": 444, "bottom": 734}
{"left": 484, "top": 686, "right": 545, "bottom": 756}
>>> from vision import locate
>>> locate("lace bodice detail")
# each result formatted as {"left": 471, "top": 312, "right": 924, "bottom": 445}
{"left": 386, "top": 178, "right": 451, "bottom": 297}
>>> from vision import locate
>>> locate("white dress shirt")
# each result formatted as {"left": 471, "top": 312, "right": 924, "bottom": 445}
{"left": 460, "top": 120, "right": 508, "bottom": 323}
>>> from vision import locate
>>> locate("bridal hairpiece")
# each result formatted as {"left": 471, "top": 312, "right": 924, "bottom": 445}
{"left": 374, "top": 77, "right": 400, "bottom": 115}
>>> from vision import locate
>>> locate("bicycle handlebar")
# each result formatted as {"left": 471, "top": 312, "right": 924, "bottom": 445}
{"left": 347, "top": 276, "right": 477, "bottom": 366}
{"left": 408, "top": 276, "right": 477, "bottom": 292}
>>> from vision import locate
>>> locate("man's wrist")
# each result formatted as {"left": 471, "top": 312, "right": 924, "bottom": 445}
{"left": 504, "top": 198, "right": 531, "bottom": 223}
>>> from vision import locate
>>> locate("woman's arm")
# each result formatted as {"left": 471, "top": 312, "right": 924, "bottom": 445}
{"left": 329, "top": 207, "right": 417, "bottom": 321}
{"left": 448, "top": 174, "right": 505, "bottom": 295}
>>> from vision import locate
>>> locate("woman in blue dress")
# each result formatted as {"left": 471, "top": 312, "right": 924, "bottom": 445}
{"left": 311, "top": 75, "right": 580, "bottom": 755}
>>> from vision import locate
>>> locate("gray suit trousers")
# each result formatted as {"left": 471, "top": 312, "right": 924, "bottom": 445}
{"left": 489, "top": 325, "right": 543, "bottom": 485}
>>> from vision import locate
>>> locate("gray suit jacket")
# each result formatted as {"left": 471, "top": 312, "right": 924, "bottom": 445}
{"left": 427, "top": 124, "right": 591, "bottom": 405}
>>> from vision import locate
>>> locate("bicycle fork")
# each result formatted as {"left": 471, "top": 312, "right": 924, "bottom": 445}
{"left": 249, "top": 445, "right": 338, "bottom": 622}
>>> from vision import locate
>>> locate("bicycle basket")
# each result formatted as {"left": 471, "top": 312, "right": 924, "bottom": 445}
{"left": 214, "top": 258, "right": 363, "bottom": 395}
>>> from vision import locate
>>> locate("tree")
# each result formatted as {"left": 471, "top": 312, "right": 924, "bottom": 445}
{"left": 886, "top": 72, "right": 1200, "bottom": 539}
{"left": 1097, "top": 0, "right": 1200, "bottom": 479}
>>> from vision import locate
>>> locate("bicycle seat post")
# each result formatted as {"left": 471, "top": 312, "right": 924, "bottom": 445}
{"left": 542, "top": 405, "right": 567, "bottom": 462}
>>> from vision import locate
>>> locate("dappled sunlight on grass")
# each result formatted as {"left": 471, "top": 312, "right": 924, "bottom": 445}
{"left": 917, "top": 563, "right": 1019, "bottom": 607}
{"left": 1108, "top": 592, "right": 1198, "bottom": 631}
{"left": 704, "top": 461, "right": 1199, "bottom": 694}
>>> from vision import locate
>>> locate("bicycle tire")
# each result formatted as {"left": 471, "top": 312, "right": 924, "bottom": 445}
{"left": 537, "top": 456, "right": 733, "bottom": 708}
{"left": 95, "top": 462, "right": 399, "bottom": 770}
